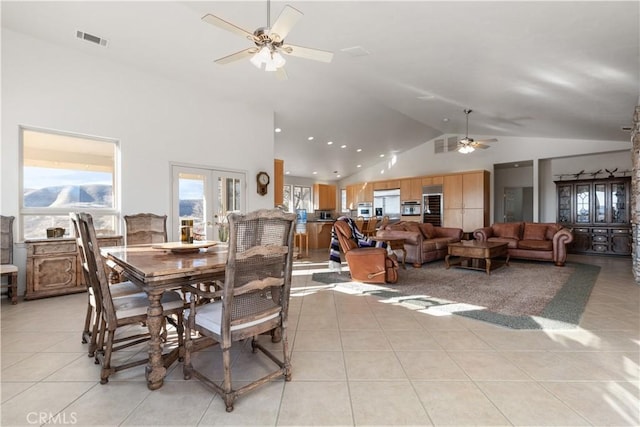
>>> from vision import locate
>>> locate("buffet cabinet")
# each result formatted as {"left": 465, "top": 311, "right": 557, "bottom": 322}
{"left": 555, "top": 176, "right": 631, "bottom": 255}
{"left": 25, "top": 236, "right": 123, "bottom": 300}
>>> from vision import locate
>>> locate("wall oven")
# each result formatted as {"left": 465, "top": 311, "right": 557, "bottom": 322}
{"left": 401, "top": 201, "right": 421, "bottom": 216}
{"left": 357, "top": 203, "right": 372, "bottom": 218}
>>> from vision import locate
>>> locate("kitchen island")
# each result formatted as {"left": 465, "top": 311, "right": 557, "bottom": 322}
{"left": 305, "top": 220, "right": 334, "bottom": 250}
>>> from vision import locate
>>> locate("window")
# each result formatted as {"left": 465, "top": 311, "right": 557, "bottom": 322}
{"left": 341, "top": 188, "right": 348, "bottom": 213}
{"left": 20, "top": 127, "right": 119, "bottom": 240}
{"left": 282, "top": 184, "right": 311, "bottom": 213}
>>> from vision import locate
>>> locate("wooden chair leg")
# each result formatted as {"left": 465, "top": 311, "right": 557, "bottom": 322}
{"left": 8, "top": 272, "right": 17, "bottom": 304}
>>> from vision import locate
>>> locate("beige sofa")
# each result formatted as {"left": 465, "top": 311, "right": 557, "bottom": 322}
{"left": 473, "top": 222, "right": 574, "bottom": 266}
{"left": 376, "top": 222, "right": 463, "bottom": 268}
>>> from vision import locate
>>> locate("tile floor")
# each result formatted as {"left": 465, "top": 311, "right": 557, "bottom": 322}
{"left": 1, "top": 252, "right": 639, "bottom": 426}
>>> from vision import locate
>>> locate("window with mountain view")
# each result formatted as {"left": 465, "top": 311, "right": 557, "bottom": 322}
{"left": 21, "top": 127, "right": 119, "bottom": 240}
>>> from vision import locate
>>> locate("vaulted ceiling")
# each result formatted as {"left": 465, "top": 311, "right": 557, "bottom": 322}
{"left": 2, "top": 1, "right": 638, "bottom": 180}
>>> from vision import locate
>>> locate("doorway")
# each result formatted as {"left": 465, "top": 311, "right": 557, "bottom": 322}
{"left": 171, "top": 165, "right": 246, "bottom": 241}
{"left": 494, "top": 161, "right": 534, "bottom": 223}
{"left": 503, "top": 187, "right": 533, "bottom": 222}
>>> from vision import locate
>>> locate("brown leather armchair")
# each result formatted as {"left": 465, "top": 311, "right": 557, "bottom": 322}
{"left": 333, "top": 220, "right": 398, "bottom": 284}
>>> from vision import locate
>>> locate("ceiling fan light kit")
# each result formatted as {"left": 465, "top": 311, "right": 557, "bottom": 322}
{"left": 202, "top": 0, "right": 333, "bottom": 79}
{"left": 457, "top": 109, "right": 498, "bottom": 154}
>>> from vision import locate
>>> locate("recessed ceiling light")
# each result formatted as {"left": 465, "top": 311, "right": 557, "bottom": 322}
{"left": 340, "top": 144, "right": 347, "bottom": 148}
{"left": 308, "top": 136, "right": 314, "bottom": 141}
{"left": 336, "top": 174, "right": 341, "bottom": 178}
{"left": 357, "top": 164, "right": 362, "bottom": 168}
{"left": 379, "top": 154, "right": 385, "bottom": 158}
{"left": 285, "top": 171, "right": 290, "bottom": 174}
{"left": 327, "top": 141, "right": 333, "bottom": 145}
{"left": 380, "top": 170, "right": 385, "bottom": 174}
{"left": 312, "top": 171, "right": 318, "bottom": 175}
{"left": 356, "top": 148, "right": 362, "bottom": 152}
{"left": 274, "top": 128, "right": 282, "bottom": 133}
{"left": 442, "top": 118, "right": 449, "bottom": 122}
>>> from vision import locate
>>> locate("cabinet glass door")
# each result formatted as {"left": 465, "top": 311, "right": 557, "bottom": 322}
{"left": 557, "top": 184, "right": 572, "bottom": 223}
{"left": 610, "top": 183, "right": 627, "bottom": 223}
{"left": 575, "top": 184, "right": 590, "bottom": 223}
{"left": 594, "top": 184, "right": 606, "bottom": 223}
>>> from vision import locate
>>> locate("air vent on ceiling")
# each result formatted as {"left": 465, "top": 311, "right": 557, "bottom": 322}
{"left": 434, "top": 136, "right": 459, "bottom": 154}
{"left": 76, "top": 31, "right": 108, "bottom": 47}
{"left": 621, "top": 126, "right": 632, "bottom": 132}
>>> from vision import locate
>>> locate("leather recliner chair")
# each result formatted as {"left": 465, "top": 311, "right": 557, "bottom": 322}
{"left": 333, "top": 220, "right": 398, "bottom": 284}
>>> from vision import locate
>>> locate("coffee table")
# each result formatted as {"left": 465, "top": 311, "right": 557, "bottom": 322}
{"left": 445, "top": 240, "right": 509, "bottom": 275}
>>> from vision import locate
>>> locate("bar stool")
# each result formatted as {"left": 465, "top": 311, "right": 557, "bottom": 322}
{"left": 294, "top": 232, "right": 309, "bottom": 258}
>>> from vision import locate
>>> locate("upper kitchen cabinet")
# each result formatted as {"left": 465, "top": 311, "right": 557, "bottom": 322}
{"left": 400, "top": 178, "right": 424, "bottom": 201}
{"left": 422, "top": 176, "right": 444, "bottom": 187}
{"left": 313, "top": 183, "right": 337, "bottom": 211}
{"left": 274, "top": 159, "right": 284, "bottom": 207}
{"left": 443, "top": 170, "right": 490, "bottom": 232}
{"left": 373, "top": 180, "right": 401, "bottom": 191}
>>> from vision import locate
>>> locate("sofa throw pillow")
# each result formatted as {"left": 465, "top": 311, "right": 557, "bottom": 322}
{"left": 388, "top": 223, "right": 406, "bottom": 231}
{"left": 404, "top": 222, "right": 422, "bottom": 235}
{"left": 523, "top": 223, "right": 547, "bottom": 241}
{"left": 493, "top": 222, "right": 521, "bottom": 239}
{"left": 418, "top": 223, "right": 435, "bottom": 239}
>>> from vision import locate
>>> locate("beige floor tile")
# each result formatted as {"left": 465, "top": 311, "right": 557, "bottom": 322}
{"left": 290, "top": 351, "right": 346, "bottom": 380}
{"left": 545, "top": 380, "right": 640, "bottom": 426}
{"left": 1, "top": 382, "right": 95, "bottom": 426}
{"left": 412, "top": 381, "right": 510, "bottom": 426}
{"left": 340, "top": 330, "right": 392, "bottom": 351}
{"left": 395, "top": 351, "right": 469, "bottom": 380}
{"left": 278, "top": 381, "right": 353, "bottom": 426}
{"left": 293, "top": 329, "right": 342, "bottom": 351}
{"left": 344, "top": 350, "right": 406, "bottom": 380}
{"left": 448, "top": 350, "right": 531, "bottom": 380}
{"left": 1, "top": 352, "right": 82, "bottom": 382}
{"left": 429, "top": 330, "right": 493, "bottom": 350}
{"left": 385, "top": 329, "right": 443, "bottom": 351}
{"left": 121, "top": 380, "right": 214, "bottom": 425}
{"left": 477, "top": 381, "right": 590, "bottom": 426}
{"left": 374, "top": 313, "right": 424, "bottom": 331}
{"left": 1, "top": 352, "right": 31, "bottom": 369}
{"left": 349, "top": 380, "right": 431, "bottom": 426}
{"left": 199, "top": 381, "right": 283, "bottom": 425}
{"left": 296, "top": 313, "right": 339, "bottom": 331}
{"left": 1, "top": 382, "right": 35, "bottom": 404}
{"left": 337, "top": 312, "right": 381, "bottom": 330}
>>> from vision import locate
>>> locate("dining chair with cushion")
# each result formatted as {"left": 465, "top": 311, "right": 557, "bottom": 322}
{"left": 123, "top": 213, "right": 168, "bottom": 245}
{"left": 334, "top": 219, "right": 398, "bottom": 284}
{"left": 70, "top": 214, "right": 141, "bottom": 355}
{"left": 1, "top": 215, "right": 19, "bottom": 304}
{"left": 72, "top": 212, "right": 185, "bottom": 384}
{"left": 182, "top": 208, "right": 296, "bottom": 412}
{"left": 354, "top": 216, "right": 365, "bottom": 232}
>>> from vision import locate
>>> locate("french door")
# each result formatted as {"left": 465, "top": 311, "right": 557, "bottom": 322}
{"left": 171, "top": 165, "right": 246, "bottom": 241}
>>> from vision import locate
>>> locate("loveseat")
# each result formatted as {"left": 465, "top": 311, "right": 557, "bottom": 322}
{"left": 376, "top": 221, "right": 463, "bottom": 268}
{"left": 473, "top": 222, "right": 573, "bottom": 266}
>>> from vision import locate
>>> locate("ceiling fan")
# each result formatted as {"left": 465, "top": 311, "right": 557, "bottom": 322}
{"left": 201, "top": 0, "right": 334, "bottom": 80}
{"left": 457, "top": 109, "right": 498, "bottom": 154}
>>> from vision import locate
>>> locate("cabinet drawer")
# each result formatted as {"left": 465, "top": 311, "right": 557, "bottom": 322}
{"left": 573, "top": 228, "right": 589, "bottom": 234}
{"left": 32, "top": 241, "right": 77, "bottom": 255}
{"left": 611, "top": 229, "right": 631, "bottom": 235}
{"left": 592, "top": 228, "right": 608, "bottom": 234}
{"left": 592, "top": 244, "right": 608, "bottom": 252}
{"left": 592, "top": 234, "right": 608, "bottom": 243}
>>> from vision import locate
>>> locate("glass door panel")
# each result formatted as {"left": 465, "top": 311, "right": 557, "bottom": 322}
{"left": 575, "top": 184, "right": 590, "bottom": 223}
{"left": 557, "top": 184, "right": 572, "bottom": 223}
{"left": 611, "top": 183, "right": 627, "bottom": 223}
{"left": 594, "top": 184, "right": 606, "bottom": 223}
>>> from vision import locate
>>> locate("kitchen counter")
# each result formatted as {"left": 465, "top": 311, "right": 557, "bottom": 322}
{"left": 305, "top": 221, "right": 334, "bottom": 250}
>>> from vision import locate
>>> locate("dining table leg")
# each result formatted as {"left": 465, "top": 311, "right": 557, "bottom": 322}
{"left": 145, "top": 291, "right": 166, "bottom": 390}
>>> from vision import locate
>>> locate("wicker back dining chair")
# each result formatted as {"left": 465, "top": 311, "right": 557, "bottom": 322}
{"left": 73, "top": 212, "right": 184, "bottom": 384}
{"left": 123, "top": 213, "right": 168, "bottom": 245}
{"left": 182, "top": 208, "right": 296, "bottom": 412}
{"left": 1, "top": 215, "right": 18, "bottom": 304}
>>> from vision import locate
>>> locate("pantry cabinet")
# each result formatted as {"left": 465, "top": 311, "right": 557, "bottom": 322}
{"left": 555, "top": 176, "right": 631, "bottom": 255}
{"left": 443, "top": 171, "right": 490, "bottom": 232}
{"left": 400, "top": 178, "right": 423, "bottom": 201}
{"left": 313, "top": 184, "right": 337, "bottom": 210}
{"left": 25, "top": 236, "right": 123, "bottom": 300}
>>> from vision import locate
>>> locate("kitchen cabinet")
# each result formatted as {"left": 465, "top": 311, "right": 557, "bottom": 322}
{"left": 306, "top": 221, "right": 334, "bottom": 249}
{"left": 555, "top": 176, "right": 631, "bottom": 255}
{"left": 443, "top": 170, "right": 490, "bottom": 232}
{"left": 25, "top": 236, "right": 123, "bottom": 300}
{"left": 346, "top": 185, "right": 357, "bottom": 210}
{"left": 359, "top": 182, "right": 373, "bottom": 203}
{"left": 313, "top": 184, "right": 337, "bottom": 210}
{"left": 400, "top": 178, "right": 423, "bottom": 201}
{"left": 373, "top": 180, "right": 401, "bottom": 191}
{"left": 274, "top": 158, "right": 284, "bottom": 207}
{"left": 422, "top": 176, "right": 443, "bottom": 186}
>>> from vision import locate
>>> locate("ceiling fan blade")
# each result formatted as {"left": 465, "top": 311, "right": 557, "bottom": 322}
{"left": 202, "top": 14, "right": 257, "bottom": 42}
{"left": 474, "top": 138, "right": 498, "bottom": 144}
{"left": 275, "top": 67, "right": 288, "bottom": 81}
{"left": 269, "top": 5, "right": 303, "bottom": 42}
{"left": 214, "top": 47, "right": 258, "bottom": 65}
{"left": 280, "top": 44, "right": 334, "bottom": 63}
{"left": 471, "top": 143, "right": 491, "bottom": 149}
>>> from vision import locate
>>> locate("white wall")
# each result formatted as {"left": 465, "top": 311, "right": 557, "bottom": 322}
{"left": 1, "top": 29, "right": 276, "bottom": 293}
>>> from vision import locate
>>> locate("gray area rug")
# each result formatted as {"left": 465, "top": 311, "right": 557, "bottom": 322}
{"left": 312, "top": 260, "right": 600, "bottom": 329}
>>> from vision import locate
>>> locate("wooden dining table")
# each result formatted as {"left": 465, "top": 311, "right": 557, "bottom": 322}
{"left": 101, "top": 241, "right": 227, "bottom": 390}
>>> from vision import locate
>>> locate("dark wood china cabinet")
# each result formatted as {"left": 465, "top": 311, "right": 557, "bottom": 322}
{"left": 555, "top": 176, "right": 631, "bottom": 256}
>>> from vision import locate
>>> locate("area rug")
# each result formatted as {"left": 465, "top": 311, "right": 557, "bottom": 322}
{"left": 311, "top": 260, "right": 600, "bottom": 329}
